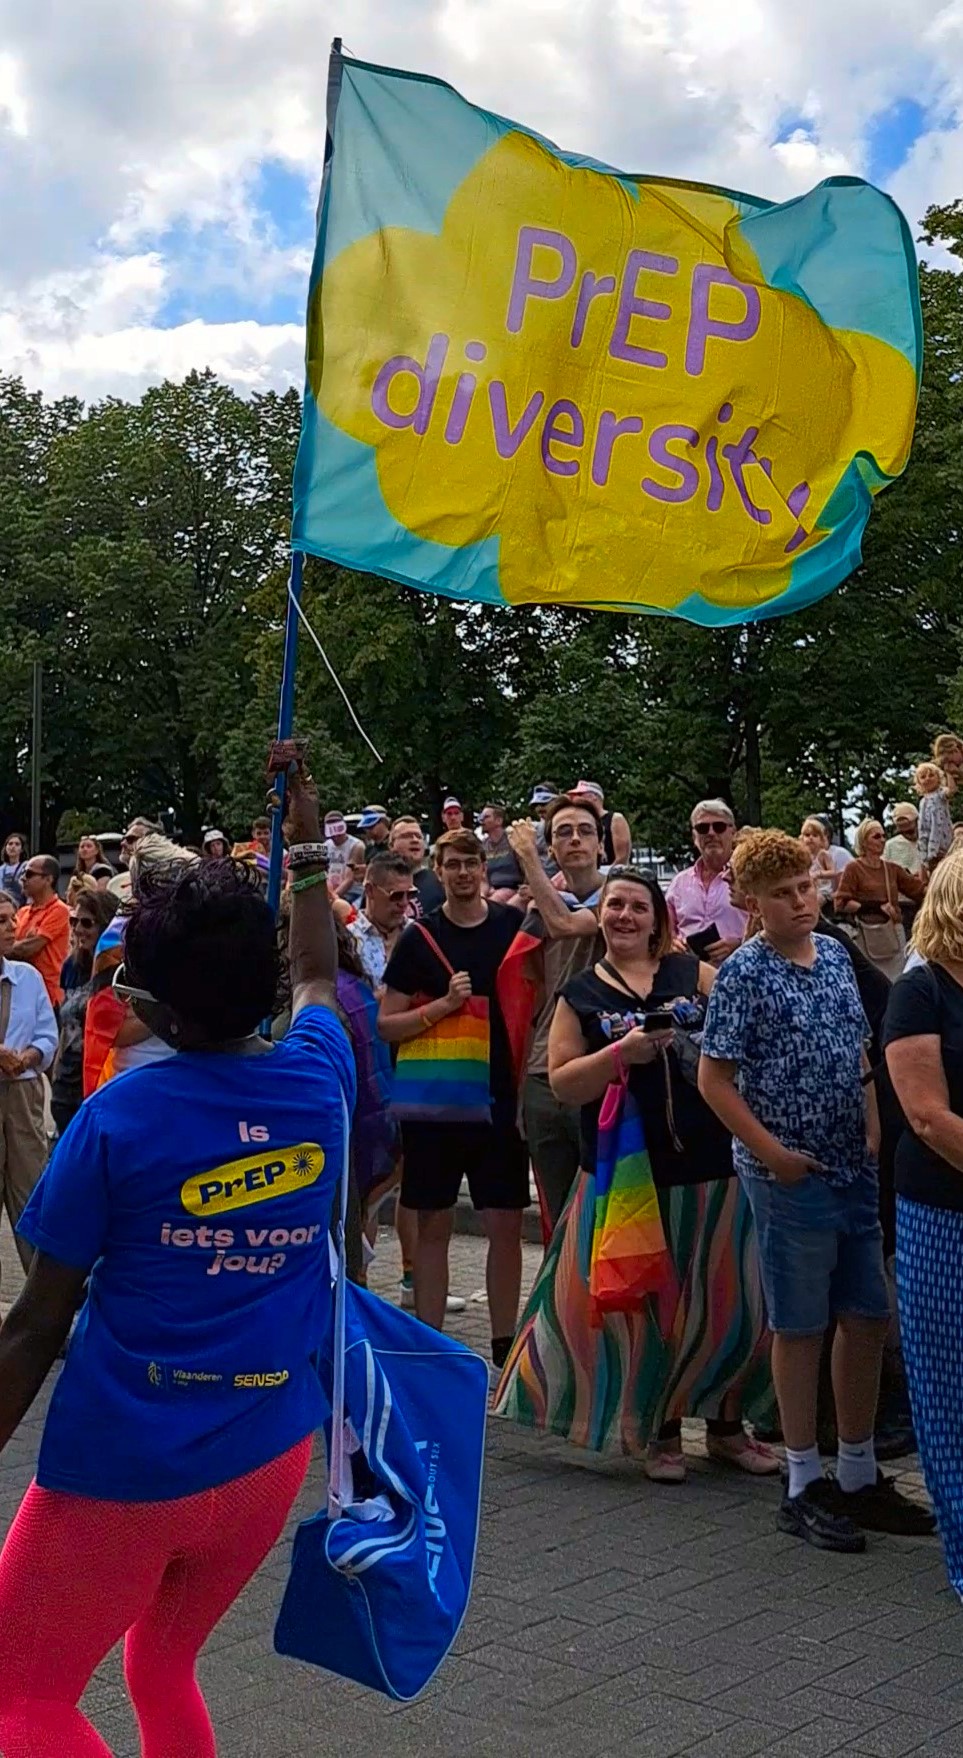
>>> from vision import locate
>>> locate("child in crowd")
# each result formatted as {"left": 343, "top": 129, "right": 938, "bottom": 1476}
{"left": 698, "top": 830, "right": 934, "bottom": 1552}
{"left": 915, "top": 762, "right": 954, "bottom": 870}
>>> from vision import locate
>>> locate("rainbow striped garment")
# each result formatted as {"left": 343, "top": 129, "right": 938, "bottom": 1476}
{"left": 590, "top": 1074, "right": 677, "bottom": 1328}
{"left": 391, "top": 999, "right": 492, "bottom": 1123}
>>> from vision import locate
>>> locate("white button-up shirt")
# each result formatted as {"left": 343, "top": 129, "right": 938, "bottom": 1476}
{"left": 665, "top": 861, "right": 748, "bottom": 942}
{"left": 0, "top": 960, "right": 58, "bottom": 1078}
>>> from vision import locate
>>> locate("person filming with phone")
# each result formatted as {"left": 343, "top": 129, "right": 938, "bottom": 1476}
{"left": 496, "top": 867, "right": 778, "bottom": 1482}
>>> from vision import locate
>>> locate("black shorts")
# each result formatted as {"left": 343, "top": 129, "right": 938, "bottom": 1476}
{"left": 400, "top": 1122, "right": 530, "bottom": 1213}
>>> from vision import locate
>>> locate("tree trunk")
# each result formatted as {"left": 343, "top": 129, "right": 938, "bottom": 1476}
{"left": 744, "top": 714, "right": 763, "bottom": 825}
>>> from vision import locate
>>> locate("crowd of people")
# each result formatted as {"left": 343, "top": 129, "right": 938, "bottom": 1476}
{"left": 2, "top": 736, "right": 963, "bottom": 1746}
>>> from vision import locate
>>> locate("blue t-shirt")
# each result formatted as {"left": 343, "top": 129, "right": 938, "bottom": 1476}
{"left": 700, "top": 934, "right": 871, "bottom": 1188}
{"left": 19, "top": 1005, "right": 355, "bottom": 1502}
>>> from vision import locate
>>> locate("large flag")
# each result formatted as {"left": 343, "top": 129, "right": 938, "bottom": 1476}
{"left": 291, "top": 47, "right": 922, "bottom": 627}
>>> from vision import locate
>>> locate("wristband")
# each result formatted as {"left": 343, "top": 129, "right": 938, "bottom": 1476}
{"left": 290, "top": 871, "right": 329, "bottom": 894}
{"left": 288, "top": 842, "right": 329, "bottom": 871}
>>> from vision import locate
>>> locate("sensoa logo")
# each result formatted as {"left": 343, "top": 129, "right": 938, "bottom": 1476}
{"left": 180, "top": 1144, "right": 324, "bottom": 1216}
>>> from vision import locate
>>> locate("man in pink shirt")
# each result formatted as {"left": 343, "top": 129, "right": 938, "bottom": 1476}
{"left": 666, "top": 798, "right": 747, "bottom": 965}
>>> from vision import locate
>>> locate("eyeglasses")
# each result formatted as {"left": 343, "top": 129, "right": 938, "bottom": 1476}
{"left": 383, "top": 888, "right": 418, "bottom": 905}
{"left": 440, "top": 858, "right": 482, "bottom": 872}
{"left": 694, "top": 820, "right": 731, "bottom": 836}
{"left": 112, "top": 962, "right": 157, "bottom": 1006}
{"left": 551, "top": 824, "right": 599, "bottom": 842}
{"left": 70, "top": 914, "right": 97, "bottom": 928}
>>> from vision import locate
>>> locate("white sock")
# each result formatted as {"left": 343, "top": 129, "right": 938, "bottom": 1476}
{"left": 785, "top": 1444, "right": 823, "bottom": 1499}
{"left": 837, "top": 1437, "right": 877, "bottom": 1494}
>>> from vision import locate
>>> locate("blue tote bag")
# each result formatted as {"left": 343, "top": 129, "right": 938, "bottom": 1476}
{"left": 274, "top": 1097, "right": 489, "bottom": 1700}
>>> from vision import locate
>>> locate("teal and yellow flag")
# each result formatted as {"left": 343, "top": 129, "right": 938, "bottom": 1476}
{"left": 292, "top": 47, "right": 922, "bottom": 626}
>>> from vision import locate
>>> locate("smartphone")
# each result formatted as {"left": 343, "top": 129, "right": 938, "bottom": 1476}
{"left": 643, "top": 1011, "right": 675, "bottom": 1034}
{"left": 686, "top": 925, "right": 720, "bottom": 960}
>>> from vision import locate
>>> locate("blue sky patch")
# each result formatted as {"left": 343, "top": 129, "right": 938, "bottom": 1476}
{"left": 865, "top": 97, "right": 930, "bottom": 184}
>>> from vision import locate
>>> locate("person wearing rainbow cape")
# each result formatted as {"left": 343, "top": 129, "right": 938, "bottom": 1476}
{"left": 494, "top": 866, "right": 777, "bottom": 1481}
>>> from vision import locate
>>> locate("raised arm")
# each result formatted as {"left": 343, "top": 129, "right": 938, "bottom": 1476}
{"left": 269, "top": 745, "right": 337, "bottom": 1019}
{"left": 508, "top": 820, "right": 598, "bottom": 939}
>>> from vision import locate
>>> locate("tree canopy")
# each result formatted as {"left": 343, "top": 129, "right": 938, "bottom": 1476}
{"left": 2, "top": 202, "right": 962, "bottom": 854}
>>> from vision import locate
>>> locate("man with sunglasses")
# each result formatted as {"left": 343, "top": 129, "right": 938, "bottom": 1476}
{"left": 10, "top": 855, "right": 71, "bottom": 1010}
{"left": 666, "top": 799, "right": 748, "bottom": 967}
{"left": 348, "top": 851, "right": 419, "bottom": 989}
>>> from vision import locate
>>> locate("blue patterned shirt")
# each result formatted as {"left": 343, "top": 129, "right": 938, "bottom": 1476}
{"left": 700, "top": 934, "right": 871, "bottom": 1187}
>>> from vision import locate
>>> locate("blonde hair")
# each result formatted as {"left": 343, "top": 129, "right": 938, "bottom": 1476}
{"left": 914, "top": 762, "right": 944, "bottom": 795}
{"left": 129, "top": 834, "right": 199, "bottom": 894}
{"left": 853, "top": 818, "right": 884, "bottom": 856}
{"left": 913, "top": 850, "right": 963, "bottom": 966}
{"left": 66, "top": 873, "right": 97, "bottom": 907}
{"left": 800, "top": 817, "right": 828, "bottom": 845}
{"left": 891, "top": 802, "right": 918, "bottom": 822}
{"left": 730, "top": 829, "right": 809, "bottom": 892}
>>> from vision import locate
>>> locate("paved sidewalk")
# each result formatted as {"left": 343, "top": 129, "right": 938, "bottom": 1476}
{"left": 1, "top": 1226, "right": 960, "bottom": 1758}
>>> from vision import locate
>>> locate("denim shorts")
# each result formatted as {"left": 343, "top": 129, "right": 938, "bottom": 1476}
{"left": 742, "top": 1170, "right": 889, "bottom": 1337}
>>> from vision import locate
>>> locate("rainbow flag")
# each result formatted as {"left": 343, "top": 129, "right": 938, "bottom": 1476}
{"left": 590, "top": 1074, "right": 677, "bottom": 1329}
{"left": 391, "top": 1000, "right": 492, "bottom": 1123}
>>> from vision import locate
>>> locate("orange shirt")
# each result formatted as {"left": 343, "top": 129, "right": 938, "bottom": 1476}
{"left": 15, "top": 895, "right": 71, "bottom": 1007}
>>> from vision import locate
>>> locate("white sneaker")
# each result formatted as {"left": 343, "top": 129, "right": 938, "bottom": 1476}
{"left": 446, "top": 1294, "right": 467, "bottom": 1314}
{"left": 399, "top": 1279, "right": 415, "bottom": 1310}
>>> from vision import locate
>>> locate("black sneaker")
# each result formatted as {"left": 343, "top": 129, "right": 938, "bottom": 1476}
{"left": 777, "top": 1479, "right": 867, "bottom": 1553}
{"left": 829, "top": 1470, "right": 936, "bottom": 1537}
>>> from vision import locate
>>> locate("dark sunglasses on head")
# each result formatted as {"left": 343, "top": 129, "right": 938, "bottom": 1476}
{"left": 694, "top": 820, "right": 730, "bottom": 836}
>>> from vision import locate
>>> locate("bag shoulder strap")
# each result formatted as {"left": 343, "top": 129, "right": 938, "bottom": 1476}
{"left": 884, "top": 860, "right": 896, "bottom": 911}
{"left": 412, "top": 921, "right": 456, "bottom": 977}
{"left": 599, "top": 957, "right": 650, "bottom": 1010}
{"left": 0, "top": 969, "right": 12, "bottom": 1047}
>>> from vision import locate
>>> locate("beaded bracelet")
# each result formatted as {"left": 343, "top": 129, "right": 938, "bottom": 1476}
{"left": 290, "top": 871, "right": 329, "bottom": 895}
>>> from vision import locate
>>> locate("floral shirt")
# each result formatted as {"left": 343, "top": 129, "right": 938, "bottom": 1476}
{"left": 918, "top": 790, "right": 954, "bottom": 865}
{"left": 700, "top": 933, "right": 871, "bottom": 1188}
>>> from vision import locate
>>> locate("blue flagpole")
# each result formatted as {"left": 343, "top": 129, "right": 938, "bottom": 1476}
{"left": 267, "top": 549, "right": 304, "bottom": 917}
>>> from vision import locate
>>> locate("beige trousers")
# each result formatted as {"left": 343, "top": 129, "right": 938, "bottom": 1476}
{"left": 0, "top": 1077, "right": 47, "bottom": 1282}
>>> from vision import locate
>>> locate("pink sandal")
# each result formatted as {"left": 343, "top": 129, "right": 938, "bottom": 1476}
{"left": 643, "top": 1444, "right": 687, "bottom": 1484}
{"left": 706, "top": 1432, "right": 781, "bottom": 1475}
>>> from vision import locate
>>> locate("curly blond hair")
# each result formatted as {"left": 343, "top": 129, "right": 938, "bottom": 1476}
{"left": 730, "top": 828, "right": 810, "bottom": 893}
{"left": 913, "top": 850, "right": 963, "bottom": 966}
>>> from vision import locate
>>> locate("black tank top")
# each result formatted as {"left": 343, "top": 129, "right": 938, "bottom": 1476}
{"left": 561, "top": 954, "right": 733, "bottom": 1186}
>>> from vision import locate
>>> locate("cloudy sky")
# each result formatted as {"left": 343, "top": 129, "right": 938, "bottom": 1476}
{"left": 2, "top": 0, "right": 960, "bottom": 403}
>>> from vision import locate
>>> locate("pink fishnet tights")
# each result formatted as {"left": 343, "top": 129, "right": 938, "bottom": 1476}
{"left": 0, "top": 1435, "right": 311, "bottom": 1756}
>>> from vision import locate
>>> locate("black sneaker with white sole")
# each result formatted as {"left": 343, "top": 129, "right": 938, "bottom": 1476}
{"left": 827, "top": 1470, "right": 937, "bottom": 1537}
{"left": 777, "top": 1478, "right": 867, "bottom": 1552}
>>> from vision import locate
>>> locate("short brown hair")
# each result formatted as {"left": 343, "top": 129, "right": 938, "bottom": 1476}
{"left": 730, "top": 829, "right": 810, "bottom": 893}
{"left": 433, "top": 829, "right": 483, "bottom": 868}
{"left": 544, "top": 793, "right": 602, "bottom": 846}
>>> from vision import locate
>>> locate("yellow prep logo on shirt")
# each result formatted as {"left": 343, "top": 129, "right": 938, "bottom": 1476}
{"left": 180, "top": 1144, "right": 325, "bottom": 1216}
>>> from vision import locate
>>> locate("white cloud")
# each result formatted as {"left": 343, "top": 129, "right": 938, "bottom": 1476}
{"left": 1, "top": 0, "right": 960, "bottom": 401}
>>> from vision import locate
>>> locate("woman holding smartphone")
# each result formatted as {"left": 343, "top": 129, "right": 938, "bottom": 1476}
{"left": 495, "top": 868, "right": 776, "bottom": 1481}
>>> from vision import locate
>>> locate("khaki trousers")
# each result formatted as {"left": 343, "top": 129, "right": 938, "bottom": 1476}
{"left": 0, "top": 1077, "right": 46, "bottom": 1281}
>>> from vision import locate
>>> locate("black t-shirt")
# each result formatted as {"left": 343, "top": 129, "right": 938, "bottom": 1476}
{"left": 882, "top": 963, "right": 963, "bottom": 1212}
{"left": 383, "top": 902, "right": 523, "bottom": 1127}
{"left": 411, "top": 867, "right": 445, "bottom": 916}
{"left": 562, "top": 954, "right": 733, "bottom": 1187}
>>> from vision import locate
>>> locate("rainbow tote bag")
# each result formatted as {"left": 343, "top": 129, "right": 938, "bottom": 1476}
{"left": 390, "top": 925, "right": 492, "bottom": 1124}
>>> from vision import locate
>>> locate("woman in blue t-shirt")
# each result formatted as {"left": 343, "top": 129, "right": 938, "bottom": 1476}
{"left": 0, "top": 757, "right": 354, "bottom": 1758}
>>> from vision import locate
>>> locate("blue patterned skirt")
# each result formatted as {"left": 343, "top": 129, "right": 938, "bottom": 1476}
{"left": 896, "top": 1194, "right": 963, "bottom": 1596}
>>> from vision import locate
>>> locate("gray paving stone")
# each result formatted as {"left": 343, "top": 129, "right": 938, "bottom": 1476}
{"left": 0, "top": 1221, "right": 961, "bottom": 1758}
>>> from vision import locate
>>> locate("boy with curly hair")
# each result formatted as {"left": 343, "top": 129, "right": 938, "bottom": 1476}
{"left": 699, "top": 830, "right": 934, "bottom": 1551}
